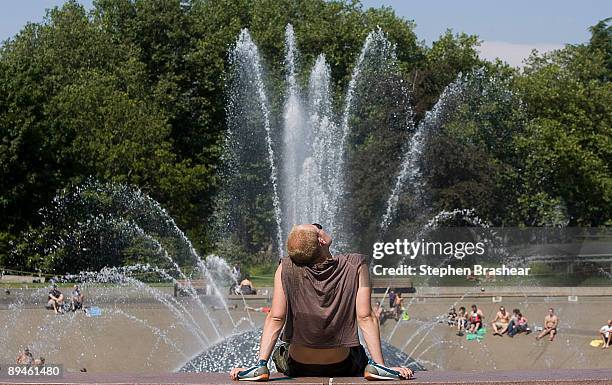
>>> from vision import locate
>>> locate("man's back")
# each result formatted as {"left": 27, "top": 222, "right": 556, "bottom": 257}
{"left": 230, "top": 223, "right": 413, "bottom": 381}
{"left": 280, "top": 253, "right": 365, "bottom": 348}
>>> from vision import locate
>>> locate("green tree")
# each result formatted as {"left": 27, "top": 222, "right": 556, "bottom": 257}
{"left": 514, "top": 42, "right": 612, "bottom": 225}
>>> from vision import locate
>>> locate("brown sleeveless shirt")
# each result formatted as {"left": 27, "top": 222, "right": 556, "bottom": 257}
{"left": 280, "top": 253, "right": 366, "bottom": 348}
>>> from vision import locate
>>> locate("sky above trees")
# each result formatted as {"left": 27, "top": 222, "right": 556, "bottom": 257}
{"left": 2, "top": 1, "right": 609, "bottom": 67}
{"left": 362, "top": 0, "right": 610, "bottom": 66}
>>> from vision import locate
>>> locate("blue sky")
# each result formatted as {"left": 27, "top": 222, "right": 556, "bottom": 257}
{"left": 1, "top": 1, "right": 610, "bottom": 67}
{"left": 361, "top": 0, "right": 611, "bottom": 66}
{"left": 0, "top": 1, "right": 91, "bottom": 40}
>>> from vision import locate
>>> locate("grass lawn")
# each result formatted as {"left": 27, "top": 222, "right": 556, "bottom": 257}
{"left": 0, "top": 281, "right": 174, "bottom": 289}
{"left": 250, "top": 274, "right": 274, "bottom": 287}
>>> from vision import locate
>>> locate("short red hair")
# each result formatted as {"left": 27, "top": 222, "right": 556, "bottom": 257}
{"left": 286, "top": 225, "right": 320, "bottom": 265}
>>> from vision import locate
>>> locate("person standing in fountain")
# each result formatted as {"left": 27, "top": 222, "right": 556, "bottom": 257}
{"left": 388, "top": 289, "right": 396, "bottom": 309}
{"left": 393, "top": 292, "right": 404, "bottom": 321}
{"left": 229, "top": 224, "right": 413, "bottom": 381}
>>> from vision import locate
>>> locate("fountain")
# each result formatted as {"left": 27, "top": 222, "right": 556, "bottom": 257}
{"left": 3, "top": 23, "right": 610, "bottom": 379}
{"left": 0, "top": 24, "right": 509, "bottom": 375}
{"left": 224, "top": 24, "right": 405, "bottom": 253}
{"left": 219, "top": 24, "right": 612, "bottom": 375}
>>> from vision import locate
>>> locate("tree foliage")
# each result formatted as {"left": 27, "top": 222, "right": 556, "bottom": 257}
{"left": 0, "top": 1, "right": 610, "bottom": 273}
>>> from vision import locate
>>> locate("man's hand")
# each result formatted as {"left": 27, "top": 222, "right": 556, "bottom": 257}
{"left": 391, "top": 367, "right": 414, "bottom": 379}
{"left": 229, "top": 367, "right": 246, "bottom": 380}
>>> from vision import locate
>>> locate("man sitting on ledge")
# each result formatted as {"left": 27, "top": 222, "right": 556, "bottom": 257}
{"left": 230, "top": 223, "right": 413, "bottom": 381}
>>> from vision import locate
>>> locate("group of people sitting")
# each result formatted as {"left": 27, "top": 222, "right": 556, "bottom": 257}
{"left": 491, "top": 306, "right": 532, "bottom": 337}
{"left": 447, "top": 304, "right": 487, "bottom": 336}
{"left": 447, "top": 306, "right": 612, "bottom": 347}
{"left": 45, "top": 284, "right": 85, "bottom": 314}
{"left": 447, "top": 305, "right": 555, "bottom": 338}
{"left": 447, "top": 306, "right": 564, "bottom": 341}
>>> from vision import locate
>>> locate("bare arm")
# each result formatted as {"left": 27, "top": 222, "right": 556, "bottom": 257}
{"left": 355, "top": 265, "right": 385, "bottom": 365}
{"left": 492, "top": 312, "right": 500, "bottom": 322}
{"left": 258, "top": 264, "right": 287, "bottom": 361}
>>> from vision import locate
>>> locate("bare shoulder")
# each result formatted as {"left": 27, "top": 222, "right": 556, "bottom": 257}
{"left": 274, "top": 263, "right": 283, "bottom": 282}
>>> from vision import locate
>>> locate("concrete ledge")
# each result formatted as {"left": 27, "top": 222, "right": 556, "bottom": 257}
{"left": 2, "top": 369, "right": 612, "bottom": 385}
{"left": 3, "top": 287, "right": 612, "bottom": 308}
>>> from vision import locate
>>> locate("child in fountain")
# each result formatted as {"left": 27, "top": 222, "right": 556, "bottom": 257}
{"left": 456, "top": 306, "right": 467, "bottom": 336}
{"left": 374, "top": 301, "right": 383, "bottom": 320}
{"left": 230, "top": 223, "right": 413, "bottom": 381}
{"left": 447, "top": 307, "right": 457, "bottom": 327}
{"left": 394, "top": 292, "right": 404, "bottom": 321}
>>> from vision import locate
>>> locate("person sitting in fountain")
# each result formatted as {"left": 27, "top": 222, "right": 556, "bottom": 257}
{"left": 16, "top": 347, "right": 33, "bottom": 365}
{"left": 491, "top": 306, "right": 510, "bottom": 336}
{"left": 467, "top": 304, "right": 484, "bottom": 333}
{"left": 456, "top": 306, "right": 467, "bottom": 336}
{"left": 447, "top": 307, "right": 457, "bottom": 327}
{"left": 598, "top": 320, "right": 612, "bottom": 349}
{"left": 45, "top": 284, "right": 64, "bottom": 314}
{"left": 239, "top": 275, "right": 257, "bottom": 295}
{"left": 229, "top": 223, "right": 413, "bottom": 381}
{"left": 515, "top": 312, "right": 531, "bottom": 336}
{"left": 536, "top": 307, "right": 559, "bottom": 342}
{"left": 71, "top": 284, "right": 85, "bottom": 311}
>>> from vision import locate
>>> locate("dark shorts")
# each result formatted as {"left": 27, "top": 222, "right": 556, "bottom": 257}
{"left": 272, "top": 343, "right": 368, "bottom": 377}
{"left": 240, "top": 285, "right": 256, "bottom": 295}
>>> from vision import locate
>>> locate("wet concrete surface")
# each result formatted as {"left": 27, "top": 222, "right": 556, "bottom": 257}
{"left": 1, "top": 289, "right": 611, "bottom": 376}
